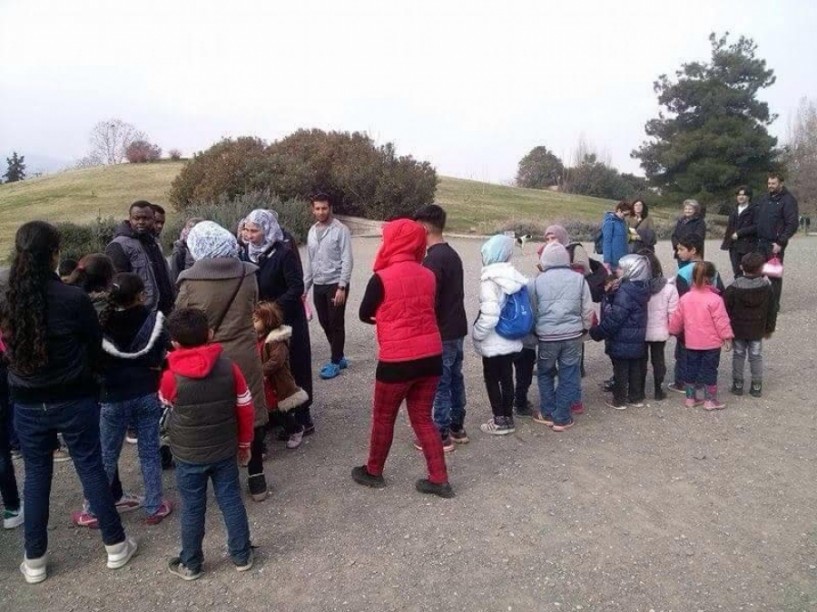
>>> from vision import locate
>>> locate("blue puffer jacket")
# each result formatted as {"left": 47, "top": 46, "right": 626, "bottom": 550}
{"left": 590, "top": 280, "right": 650, "bottom": 359}
{"left": 601, "top": 211, "right": 629, "bottom": 268}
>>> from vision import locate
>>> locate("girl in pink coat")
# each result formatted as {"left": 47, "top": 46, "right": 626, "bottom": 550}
{"left": 668, "top": 261, "right": 734, "bottom": 410}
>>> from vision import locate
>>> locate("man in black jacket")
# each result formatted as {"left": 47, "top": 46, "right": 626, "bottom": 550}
{"left": 756, "top": 172, "right": 799, "bottom": 312}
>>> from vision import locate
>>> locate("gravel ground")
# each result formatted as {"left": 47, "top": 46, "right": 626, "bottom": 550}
{"left": 2, "top": 236, "right": 816, "bottom": 611}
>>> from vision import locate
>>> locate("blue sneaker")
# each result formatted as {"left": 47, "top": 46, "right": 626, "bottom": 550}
{"left": 338, "top": 357, "right": 349, "bottom": 370}
{"left": 320, "top": 362, "right": 341, "bottom": 379}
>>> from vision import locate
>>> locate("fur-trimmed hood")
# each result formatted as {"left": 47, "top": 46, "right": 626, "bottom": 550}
{"left": 102, "top": 311, "right": 166, "bottom": 360}
{"left": 264, "top": 325, "right": 292, "bottom": 344}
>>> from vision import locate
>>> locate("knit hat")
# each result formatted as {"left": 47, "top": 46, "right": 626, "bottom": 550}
{"left": 538, "top": 242, "right": 570, "bottom": 270}
{"left": 543, "top": 225, "right": 569, "bottom": 246}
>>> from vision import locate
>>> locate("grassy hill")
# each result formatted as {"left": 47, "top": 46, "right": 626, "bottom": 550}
{"left": 0, "top": 162, "right": 670, "bottom": 248}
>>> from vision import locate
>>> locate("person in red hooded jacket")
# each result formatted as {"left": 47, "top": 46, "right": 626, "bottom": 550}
{"left": 353, "top": 219, "right": 454, "bottom": 498}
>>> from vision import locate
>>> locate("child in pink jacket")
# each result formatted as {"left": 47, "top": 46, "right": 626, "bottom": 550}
{"left": 668, "top": 261, "right": 734, "bottom": 410}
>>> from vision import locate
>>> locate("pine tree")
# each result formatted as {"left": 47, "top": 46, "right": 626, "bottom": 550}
{"left": 4, "top": 151, "right": 26, "bottom": 182}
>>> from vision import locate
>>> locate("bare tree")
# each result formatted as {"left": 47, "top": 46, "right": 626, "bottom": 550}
{"left": 785, "top": 97, "right": 817, "bottom": 213}
{"left": 88, "top": 118, "right": 146, "bottom": 165}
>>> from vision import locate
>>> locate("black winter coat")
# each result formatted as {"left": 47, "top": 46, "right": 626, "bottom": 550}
{"left": 720, "top": 202, "right": 758, "bottom": 255}
{"left": 755, "top": 188, "right": 799, "bottom": 257}
{"left": 671, "top": 216, "right": 707, "bottom": 259}
{"left": 723, "top": 276, "right": 777, "bottom": 340}
{"left": 590, "top": 280, "right": 650, "bottom": 359}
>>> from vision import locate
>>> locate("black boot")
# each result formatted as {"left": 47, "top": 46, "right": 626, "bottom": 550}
{"left": 749, "top": 381, "right": 762, "bottom": 398}
{"left": 352, "top": 465, "right": 386, "bottom": 488}
{"left": 416, "top": 479, "right": 455, "bottom": 498}
{"left": 730, "top": 380, "right": 744, "bottom": 396}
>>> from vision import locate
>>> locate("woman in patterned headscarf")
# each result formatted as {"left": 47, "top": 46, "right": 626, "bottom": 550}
{"left": 175, "top": 221, "right": 271, "bottom": 501}
{"left": 243, "top": 209, "right": 314, "bottom": 447}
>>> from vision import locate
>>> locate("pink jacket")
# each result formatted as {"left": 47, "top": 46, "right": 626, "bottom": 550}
{"left": 645, "top": 281, "right": 679, "bottom": 342}
{"left": 669, "top": 286, "right": 734, "bottom": 349}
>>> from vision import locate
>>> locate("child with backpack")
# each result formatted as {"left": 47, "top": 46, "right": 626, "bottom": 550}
{"left": 639, "top": 250, "right": 679, "bottom": 401}
{"left": 253, "top": 301, "right": 309, "bottom": 448}
{"left": 669, "top": 262, "right": 734, "bottom": 410}
{"left": 473, "top": 235, "right": 529, "bottom": 435}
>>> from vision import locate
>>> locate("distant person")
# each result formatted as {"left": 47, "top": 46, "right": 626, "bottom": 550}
{"left": 627, "top": 199, "right": 657, "bottom": 253}
{"left": 106, "top": 200, "right": 175, "bottom": 315}
{"left": 755, "top": 172, "right": 799, "bottom": 312}
{"left": 601, "top": 201, "right": 632, "bottom": 270}
{"left": 170, "top": 217, "right": 203, "bottom": 282}
{"left": 303, "top": 193, "right": 354, "bottom": 380}
{"left": 413, "top": 204, "right": 469, "bottom": 449}
{"left": 150, "top": 203, "right": 166, "bottom": 238}
{"left": 720, "top": 186, "right": 758, "bottom": 278}
{"left": 671, "top": 199, "right": 706, "bottom": 265}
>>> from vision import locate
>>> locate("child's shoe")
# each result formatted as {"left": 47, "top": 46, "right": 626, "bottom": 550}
{"left": 144, "top": 500, "right": 174, "bottom": 525}
{"left": 106, "top": 537, "right": 138, "bottom": 569}
{"left": 286, "top": 429, "right": 304, "bottom": 449}
{"left": 3, "top": 504, "right": 24, "bottom": 529}
{"left": 415, "top": 479, "right": 455, "bottom": 498}
{"left": 248, "top": 474, "right": 269, "bottom": 501}
{"left": 514, "top": 401, "right": 534, "bottom": 418}
{"left": 730, "top": 380, "right": 744, "bottom": 396}
{"left": 351, "top": 465, "right": 386, "bottom": 488}
{"left": 703, "top": 399, "right": 726, "bottom": 411}
{"left": 20, "top": 553, "right": 47, "bottom": 584}
{"left": 570, "top": 402, "right": 585, "bottom": 415}
{"left": 749, "top": 381, "right": 762, "bottom": 398}
{"left": 449, "top": 428, "right": 470, "bottom": 444}
{"left": 667, "top": 382, "right": 686, "bottom": 394}
{"left": 235, "top": 549, "right": 254, "bottom": 572}
{"left": 168, "top": 557, "right": 202, "bottom": 581}
{"left": 551, "top": 419, "right": 575, "bottom": 432}
{"left": 605, "top": 399, "right": 627, "bottom": 410}
{"left": 654, "top": 388, "right": 667, "bottom": 401}
{"left": 479, "top": 417, "right": 515, "bottom": 435}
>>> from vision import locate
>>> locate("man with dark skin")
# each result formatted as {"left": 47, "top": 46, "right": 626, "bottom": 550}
{"left": 150, "top": 204, "right": 166, "bottom": 238}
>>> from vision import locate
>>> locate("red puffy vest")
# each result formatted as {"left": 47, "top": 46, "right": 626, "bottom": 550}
{"left": 375, "top": 259, "right": 442, "bottom": 363}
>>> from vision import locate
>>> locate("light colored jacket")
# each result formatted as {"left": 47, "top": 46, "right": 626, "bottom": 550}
{"left": 532, "top": 267, "right": 594, "bottom": 342}
{"left": 645, "top": 280, "right": 680, "bottom": 342}
{"left": 472, "top": 262, "right": 528, "bottom": 357}
{"left": 303, "top": 218, "right": 353, "bottom": 293}
{"left": 669, "top": 286, "right": 734, "bottom": 350}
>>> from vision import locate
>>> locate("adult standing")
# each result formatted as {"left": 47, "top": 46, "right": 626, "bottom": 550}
{"left": 106, "top": 200, "right": 175, "bottom": 315}
{"left": 720, "top": 186, "right": 758, "bottom": 278}
{"left": 755, "top": 172, "right": 799, "bottom": 312}
{"left": 170, "top": 217, "right": 203, "bottom": 282}
{"left": 628, "top": 199, "right": 657, "bottom": 253}
{"left": 243, "top": 210, "right": 314, "bottom": 440}
{"left": 303, "top": 193, "right": 354, "bottom": 380}
{"left": 601, "top": 200, "right": 632, "bottom": 270}
{"left": 3, "top": 221, "right": 137, "bottom": 584}
{"left": 670, "top": 199, "right": 706, "bottom": 264}
{"left": 175, "top": 221, "right": 270, "bottom": 501}
{"left": 149, "top": 204, "right": 167, "bottom": 239}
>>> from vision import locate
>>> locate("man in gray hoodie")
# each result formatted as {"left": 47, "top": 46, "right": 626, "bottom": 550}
{"left": 303, "top": 193, "right": 354, "bottom": 380}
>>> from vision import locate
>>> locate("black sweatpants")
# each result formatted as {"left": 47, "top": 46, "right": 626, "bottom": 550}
{"left": 612, "top": 357, "right": 645, "bottom": 406}
{"left": 513, "top": 348, "right": 536, "bottom": 408}
{"left": 639, "top": 341, "right": 667, "bottom": 392}
{"left": 482, "top": 354, "right": 516, "bottom": 419}
{"left": 313, "top": 283, "right": 347, "bottom": 364}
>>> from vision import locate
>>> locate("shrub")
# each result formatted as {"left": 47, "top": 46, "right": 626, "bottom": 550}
{"left": 53, "top": 215, "right": 118, "bottom": 262}
{"left": 125, "top": 140, "right": 162, "bottom": 163}
{"left": 168, "top": 148, "right": 182, "bottom": 161}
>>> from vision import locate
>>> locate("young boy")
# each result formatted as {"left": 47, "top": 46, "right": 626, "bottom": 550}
{"left": 723, "top": 252, "right": 777, "bottom": 397}
{"left": 668, "top": 235, "right": 724, "bottom": 394}
{"left": 160, "top": 308, "right": 255, "bottom": 580}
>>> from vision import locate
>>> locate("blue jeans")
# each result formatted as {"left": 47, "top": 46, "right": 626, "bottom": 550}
{"left": 685, "top": 348, "right": 721, "bottom": 386}
{"left": 14, "top": 397, "right": 125, "bottom": 558}
{"left": 100, "top": 394, "right": 163, "bottom": 515}
{"left": 432, "top": 338, "right": 467, "bottom": 434}
{"left": 175, "top": 456, "right": 251, "bottom": 572}
{"left": 537, "top": 338, "right": 582, "bottom": 425}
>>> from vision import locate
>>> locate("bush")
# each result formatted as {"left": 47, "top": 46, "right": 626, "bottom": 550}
{"left": 168, "top": 148, "right": 182, "bottom": 161}
{"left": 126, "top": 140, "right": 162, "bottom": 163}
{"left": 54, "top": 216, "right": 118, "bottom": 262}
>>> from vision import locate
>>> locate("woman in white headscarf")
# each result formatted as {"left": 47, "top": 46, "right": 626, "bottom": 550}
{"left": 175, "top": 221, "right": 271, "bottom": 501}
{"left": 242, "top": 210, "right": 314, "bottom": 446}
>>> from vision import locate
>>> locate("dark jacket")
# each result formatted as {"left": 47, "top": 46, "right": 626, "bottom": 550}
{"left": 723, "top": 275, "right": 777, "bottom": 340}
{"left": 671, "top": 216, "right": 707, "bottom": 259}
{"left": 590, "top": 280, "right": 650, "bottom": 359}
{"left": 106, "top": 221, "right": 175, "bottom": 315}
{"left": 755, "top": 187, "right": 799, "bottom": 256}
{"left": 170, "top": 241, "right": 195, "bottom": 283}
{"left": 7, "top": 276, "right": 102, "bottom": 403}
{"left": 720, "top": 202, "right": 758, "bottom": 255}
{"left": 423, "top": 242, "right": 468, "bottom": 341}
{"left": 99, "top": 306, "right": 167, "bottom": 402}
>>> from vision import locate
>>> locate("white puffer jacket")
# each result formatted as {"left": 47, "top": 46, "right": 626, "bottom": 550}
{"left": 472, "top": 262, "right": 528, "bottom": 357}
{"left": 645, "top": 279, "right": 680, "bottom": 342}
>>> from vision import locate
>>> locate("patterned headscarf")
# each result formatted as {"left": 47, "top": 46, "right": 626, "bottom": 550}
{"left": 186, "top": 221, "right": 240, "bottom": 261}
{"left": 245, "top": 209, "right": 284, "bottom": 263}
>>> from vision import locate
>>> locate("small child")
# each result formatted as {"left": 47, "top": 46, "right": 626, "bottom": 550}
{"left": 723, "top": 252, "right": 777, "bottom": 397}
{"left": 639, "top": 250, "right": 679, "bottom": 400}
{"left": 253, "top": 301, "right": 309, "bottom": 449}
{"left": 473, "top": 235, "right": 529, "bottom": 435}
{"left": 160, "top": 308, "right": 255, "bottom": 580}
{"left": 669, "top": 262, "right": 734, "bottom": 410}
{"left": 590, "top": 255, "right": 651, "bottom": 409}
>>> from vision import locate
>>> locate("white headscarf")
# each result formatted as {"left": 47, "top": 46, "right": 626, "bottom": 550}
{"left": 244, "top": 209, "right": 284, "bottom": 263}
{"left": 186, "top": 221, "right": 239, "bottom": 261}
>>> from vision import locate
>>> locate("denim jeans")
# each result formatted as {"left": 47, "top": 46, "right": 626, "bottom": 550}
{"left": 0, "top": 397, "right": 21, "bottom": 512}
{"left": 685, "top": 348, "right": 721, "bottom": 386}
{"left": 175, "top": 456, "right": 251, "bottom": 572}
{"left": 432, "top": 338, "right": 467, "bottom": 434}
{"left": 732, "top": 339, "right": 762, "bottom": 383}
{"left": 14, "top": 396, "right": 125, "bottom": 558}
{"left": 100, "top": 394, "right": 163, "bottom": 515}
{"left": 537, "top": 338, "right": 582, "bottom": 425}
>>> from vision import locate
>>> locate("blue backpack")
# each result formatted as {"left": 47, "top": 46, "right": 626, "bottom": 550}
{"left": 496, "top": 286, "right": 535, "bottom": 340}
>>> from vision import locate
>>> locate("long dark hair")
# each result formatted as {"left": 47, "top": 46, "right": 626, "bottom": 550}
{"left": 65, "top": 253, "right": 115, "bottom": 294}
{"left": 1, "top": 221, "right": 61, "bottom": 374}
{"left": 100, "top": 273, "right": 145, "bottom": 327}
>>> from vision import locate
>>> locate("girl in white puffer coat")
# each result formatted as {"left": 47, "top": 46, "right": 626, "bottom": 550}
{"left": 640, "top": 250, "right": 679, "bottom": 400}
{"left": 473, "top": 235, "right": 528, "bottom": 435}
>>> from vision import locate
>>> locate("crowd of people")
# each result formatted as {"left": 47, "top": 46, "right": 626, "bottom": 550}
{"left": 0, "top": 172, "right": 800, "bottom": 584}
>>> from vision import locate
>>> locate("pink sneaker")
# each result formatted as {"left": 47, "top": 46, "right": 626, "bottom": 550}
{"left": 71, "top": 510, "right": 99, "bottom": 529}
{"left": 145, "top": 500, "right": 173, "bottom": 525}
{"left": 684, "top": 398, "right": 703, "bottom": 408}
{"left": 703, "top": 400, "right": 725, "bottom": 411}
{"left": 570, "top": 402, "right": 585, "bottom": 415}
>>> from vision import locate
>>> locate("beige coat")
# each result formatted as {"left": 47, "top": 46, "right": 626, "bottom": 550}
{"left": 260, "top": 325, "right": 308, "bottom": 412}
{"left": 176, "top": 257, "right": 269, "bottom": 428}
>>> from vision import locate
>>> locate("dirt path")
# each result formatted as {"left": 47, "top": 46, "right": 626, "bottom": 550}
{"left": 2, "top": 237, "right": 816, "bottom": 611}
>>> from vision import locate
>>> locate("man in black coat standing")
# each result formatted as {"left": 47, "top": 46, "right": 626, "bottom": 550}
{"left": 755, "top": 172, "right": 799, "bottom": 312}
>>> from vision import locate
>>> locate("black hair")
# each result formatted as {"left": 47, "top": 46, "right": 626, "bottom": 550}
{"left": 64, "top": 253, "right": 115, "bottom": 293}
{"left": 678, "top": 234, "right": 704, "bottom": 256}
{"left": 632, "top": 199, "right": 648, "bottom": 218}
{"left": 638, "top": 248, "right": 663, "bottom": 278}
{"left": 310, "top": 192, "right": 332, "bottom": 206}
{"left": 149, "top": 203, "right": 166, "bottom": 215}
{"left": 768, "top": 171, "right": 785, "bottom": 182}
{"left": 58, "top": 259, "right": 78, "bottom": 278}
{"left": 129, "top": 200, "right": 155, "bottom": 214}
{"left": 413, "top": 204, "right": 447, "bottom": 232}
{"left": 99, "top": 273, "right": 145, "bottom": 327}
{"left": 1, "top": 221, "right": 61, "bottom": 374}
{"left": 615, "top": 200, "right": 633, "bottom": 214}
{"left": 167, "top": 307, "right": 210, "bottom": 348}
{"left": 735, "top": 185, "right": 753, "bottom": 199}
{"left": 740, "top": 252, "right": 765, "bottom": 275}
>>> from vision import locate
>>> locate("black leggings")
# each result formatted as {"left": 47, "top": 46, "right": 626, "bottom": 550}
{"left": 482, "top": 354, "right": 516, "bottom": 419}
{"left": 639, "top": 341, "right": 666, "bottom": 391}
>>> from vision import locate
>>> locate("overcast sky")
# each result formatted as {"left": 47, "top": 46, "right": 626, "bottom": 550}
{"left": 1, "top": 0, "right": 815, "bottom": 181}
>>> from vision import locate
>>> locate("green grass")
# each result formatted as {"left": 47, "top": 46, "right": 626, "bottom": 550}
{"left": 0, "top": 162, "right": 659, "bottom": 248}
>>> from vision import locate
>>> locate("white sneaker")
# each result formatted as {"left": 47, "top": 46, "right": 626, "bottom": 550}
{"left": 20, "top": 554, "right": 47, "bottom": 584}
{"left": 106, "top": 537, "right": 138, "bottom": 569}
{"left": 286, "top": 430, "right": 304, "bottom": 449}
{"left": 3, "top": 504, "right": 24, "bottom": 529}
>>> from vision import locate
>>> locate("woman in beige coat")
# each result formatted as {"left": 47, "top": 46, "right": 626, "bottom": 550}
{"left": 175, "top": 221, "right": 271, "bottom": 502}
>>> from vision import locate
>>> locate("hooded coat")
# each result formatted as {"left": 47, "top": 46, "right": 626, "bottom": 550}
{"left": 258, "top": 325, "right": 309, "bottom": 412}
{"left": 669, "top": 286, "right": 734, "bottom": 350}
{"left": 601, "top": 211, "right": 629, "bottom": 268}
{"left": 645, "top": 278, "right": 680, "bottom": 343}
{"left": 723, "top": 275, "right": 777, "bottom": 340}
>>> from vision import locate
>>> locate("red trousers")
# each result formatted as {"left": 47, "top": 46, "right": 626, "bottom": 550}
{"left": 366, "top": 376, "right": 448, "bottom": 485}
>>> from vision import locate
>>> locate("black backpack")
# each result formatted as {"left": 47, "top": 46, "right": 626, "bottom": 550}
{"left": 566, "top": 242, "right": 606, "bottom": 303}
